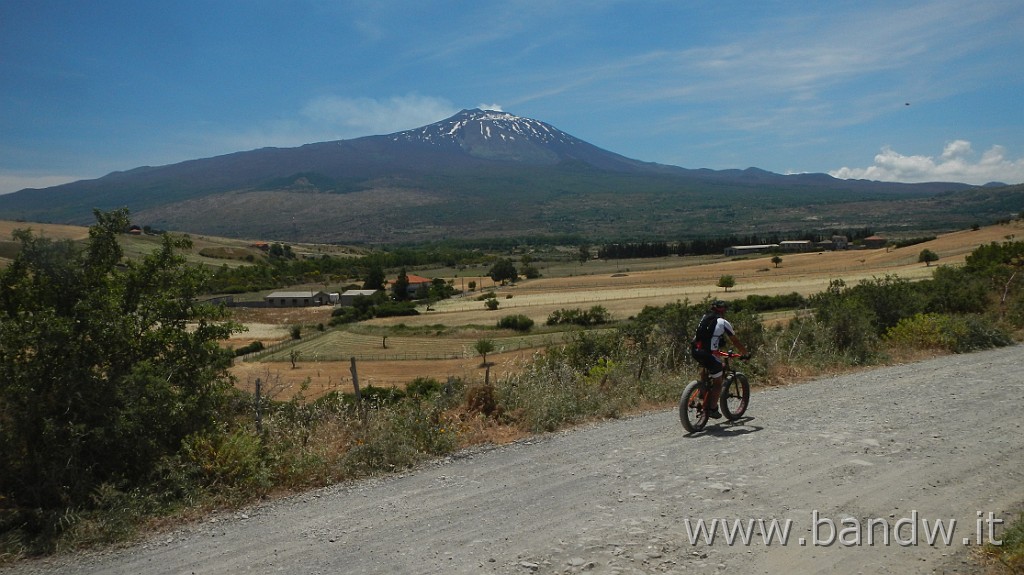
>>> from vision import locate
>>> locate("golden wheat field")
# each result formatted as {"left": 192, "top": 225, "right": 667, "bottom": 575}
{"left": 228, "top": 222, "right": 1023, "bottom": 400}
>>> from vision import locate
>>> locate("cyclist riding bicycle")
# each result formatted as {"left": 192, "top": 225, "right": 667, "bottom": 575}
{"left": 690, "top": 300, "right": 749, "bottom": 419}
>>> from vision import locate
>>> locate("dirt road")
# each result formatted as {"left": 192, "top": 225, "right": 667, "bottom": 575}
{"left": 9, "top": 346, "right": 1023, "bottom": 574}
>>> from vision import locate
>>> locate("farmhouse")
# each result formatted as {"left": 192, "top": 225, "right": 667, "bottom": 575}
{"left": 863, "top": 235, "right": 888, "bottom": 249}
{"left": 340, "top": 289, "right": 380, "bottom": 306}
{"left": 389, "top": 274, "right": 434, "bottom": 298}
{"left": 264, "top": 290, "right": 332, "bottom": 307}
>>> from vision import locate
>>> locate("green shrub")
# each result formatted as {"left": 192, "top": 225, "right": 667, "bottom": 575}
{"left": 884, "top": 313, "right": 955, "bottom": 350}
{"left": 497, "top": 314, "right": 535, "bottom": 332}
{"left": 985, "top": 512, "right": 1024, "bottom": 572}
{"left": 730, "top": 292, "right": 807, "bottom": 313}
{"left": 885, "top": 313, "right": 1013, "bottom": 353}
{"left": 358, "top": 385, "right": 407, "bottom": 407}
{"left": 546, "top": 306, "right": 611, "bottom": 326}
{"left": 406, "top": 377, "right": 442, "bottom": 398}
{"left": 945, "top": 314, "right": 1014, "bottom": 352}
{"left": 179, "top": 431, "right": 272, "bottom": 498}
{"left": 341, "top": 399, "right": 458, "bottom": 476}
{"left": 329, "top": 306, "right": 365, "bottom": 325}
{"left": 234, "top": 340, "right": 265, "bottom": 356}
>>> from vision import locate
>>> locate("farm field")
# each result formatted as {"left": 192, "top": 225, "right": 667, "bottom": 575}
{"left": 228, "top": 222, "right": 1024, "bottom": 399}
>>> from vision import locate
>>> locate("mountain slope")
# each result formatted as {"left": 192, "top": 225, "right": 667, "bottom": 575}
{"left": 0, "top": 109, "right": 995, "bottom": 243}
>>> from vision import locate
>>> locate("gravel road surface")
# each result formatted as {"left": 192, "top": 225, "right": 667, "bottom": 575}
{"left": 7, "top": 345, "right": 1023, "bottom": 575}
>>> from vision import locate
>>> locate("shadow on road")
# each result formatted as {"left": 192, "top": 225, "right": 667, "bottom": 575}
{"left": 685, "top": 416, "right": 764, "bottom": 437}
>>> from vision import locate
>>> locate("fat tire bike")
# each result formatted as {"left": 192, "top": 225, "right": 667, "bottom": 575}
{"left": 679, "top": 351, "right": 750, "bottom": 433}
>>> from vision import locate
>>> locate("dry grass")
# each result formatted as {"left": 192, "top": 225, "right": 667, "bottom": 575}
{"left": 231, "top": 350, "right": 539, "bottom": 401}
{"left": 226, "top": 222, "right": 1024, "bottom": 399}
{"left": 0, "top": 220, "right": 91, "bottom": 241}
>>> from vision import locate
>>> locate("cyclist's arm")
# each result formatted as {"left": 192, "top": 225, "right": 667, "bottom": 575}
{"left": 726, "top": 333, "right": 748, "bottom": 357}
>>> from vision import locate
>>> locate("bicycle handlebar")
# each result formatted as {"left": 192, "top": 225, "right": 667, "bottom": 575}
{"left": 713, "top": 350, "right": 749, "bottom": 359}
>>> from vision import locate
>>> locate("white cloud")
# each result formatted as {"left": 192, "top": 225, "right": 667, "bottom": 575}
{"left": 829, "top": 141, "right": 1024, "bottom": 185}
{"left": 477, "top": 103, "right": 503, "bottom": 112}
{"left": 183, "top": 94, "right": 461, "bottom": 161}
{"left": 301, "top": 94, "right": 458, "bottom": 136}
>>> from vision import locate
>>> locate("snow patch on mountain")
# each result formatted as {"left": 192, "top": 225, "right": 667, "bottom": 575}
{"left": 390, "top": 109, "right": 579, "bottom": 148}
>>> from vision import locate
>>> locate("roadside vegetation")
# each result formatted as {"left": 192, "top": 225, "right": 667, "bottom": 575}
{"left": 984, "top": 511, "right": 1024, "bottom": 574}
{"left": 1, "top": 211, "right": 1023, "bottom": 563}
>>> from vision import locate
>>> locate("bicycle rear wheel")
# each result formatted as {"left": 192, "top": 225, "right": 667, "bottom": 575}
{"left": 719, "top": 372, "right": 750, "bottom": 420}
{"left": 680, "top": 380, "right": 710, "bottom": 432}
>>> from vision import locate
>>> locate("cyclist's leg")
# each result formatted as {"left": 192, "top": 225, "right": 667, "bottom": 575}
{"left": 694, "top": 351, "right": 725, "bottom": 417}
{"left": 706, "top": 374, "right": 724, "bottom": 416}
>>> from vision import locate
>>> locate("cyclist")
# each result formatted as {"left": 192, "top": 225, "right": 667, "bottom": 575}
{"left": 690, "top": 300, "right": 749, "bottom": 418}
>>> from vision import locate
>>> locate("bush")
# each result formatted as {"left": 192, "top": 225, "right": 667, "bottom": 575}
{"left": 234, "top": 340, "right": 265, "bottom": 356}
{"left": 887, "top": 313, "right": 1013, "bottom": 353}
{"left": 884, "top": 313, "right": 951, "bottom": 350}
{"left": 465, "top": 384, "right": 498, "bottom": 416}
{"left": 358, "top": 385, "right": 407, "bottom": 406}
{"left": 498, "top": 314, "right": 535, "bottom": 332}
{"left": 546, "top": 306, "right": 611, "bottom": 326}
{"left": 179, "top": 431, "right": 272, "bottom": 499}
{"left": 0, "top": 209, "right": 238, "bottom": 528}
{"left": 341, "top": 399, "right": 459, "bottom": 476}
{"left": 405, "top": 377, "right": 442, "bottom": 398}
{"left": 730, "top": 292, "right": 807, "bottom": 314}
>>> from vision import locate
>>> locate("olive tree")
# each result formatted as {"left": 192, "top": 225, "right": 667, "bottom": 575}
{"left": 717, "top": 274, "right": 736, "bottom": 292}
{"left": 919, "top": 249, "right": 939, "bottom": 266}
{"left": 488, "top": 258, "right": 518, "bottom": 284}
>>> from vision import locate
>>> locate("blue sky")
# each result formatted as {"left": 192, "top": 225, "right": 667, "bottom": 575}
{"left": 2, "top": 0, "right": 1023, "bottom": 195}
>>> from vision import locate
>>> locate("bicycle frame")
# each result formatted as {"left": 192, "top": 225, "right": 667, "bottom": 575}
{"left": 680, "top": 350, "right": 749, "bottom": 432}
{"left": 698, "top": 350, "right": 739, "bottom": 386}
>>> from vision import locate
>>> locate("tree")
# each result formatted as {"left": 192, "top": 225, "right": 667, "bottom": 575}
{"left": 578, "top": 244, "right": 591, "bottom": 264}
{"left": 488, "top": 258, "right": 518, "bottom": 284}
{"left": 362, "top": 262, "right": 385, "bottom": 290}
{"left": 0, "top": 209, "right": 239, "bottom": 514}
{"left": 474, "top": 338, "right": 496, "bottom": 366}
{"left": 771, "top": 255, "right": 783, "bottom": 268}
{"left": 717, "top": 274, "right": 736, "bottom": 292}
{"left": 392, "top": 267, "right": 410, "bottom": 300}
{"left": 919, "top": 249, "right": 939, "bottom": 266}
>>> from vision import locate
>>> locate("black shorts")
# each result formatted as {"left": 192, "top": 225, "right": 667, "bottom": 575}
{"left": 691, "top": 347, "right": 724, "bottom": 376}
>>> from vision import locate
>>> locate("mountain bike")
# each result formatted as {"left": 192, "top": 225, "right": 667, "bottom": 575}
{"left": 679, "top": 351, "right": 750, "bottom": 433}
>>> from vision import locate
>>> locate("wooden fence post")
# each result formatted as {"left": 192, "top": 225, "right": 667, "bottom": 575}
{"left": 254, "top": 377, "right": 263, "bottom": 435}
{"left": 350, "top": 357, "right": 361, "bottom": 403}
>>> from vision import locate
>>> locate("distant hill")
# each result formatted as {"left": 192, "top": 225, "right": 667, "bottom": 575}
{"left": 1, "top": 109, "right": 1016, "bottom": 244}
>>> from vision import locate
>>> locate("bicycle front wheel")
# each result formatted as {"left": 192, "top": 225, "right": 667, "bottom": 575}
{"left": 680, "top": 380, "right": 710, "bottom": 432}
{"left": 719, "top": 372, "right": 750, "bottom": 420}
